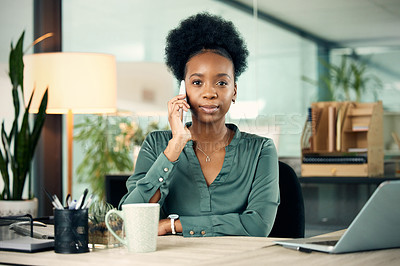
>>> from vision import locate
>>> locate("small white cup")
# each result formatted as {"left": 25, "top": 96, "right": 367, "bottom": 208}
{"left": 105, "top": 203, "right": 160, "bottom": 253}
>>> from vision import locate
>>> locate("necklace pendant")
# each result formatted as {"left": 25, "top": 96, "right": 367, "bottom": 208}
{"left": 205, "top": 156, "right": 211, "bottom": 162}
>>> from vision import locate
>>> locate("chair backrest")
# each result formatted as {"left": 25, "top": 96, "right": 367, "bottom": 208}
{"left": 269, "top": 161, "right": 305, "bottom": 238}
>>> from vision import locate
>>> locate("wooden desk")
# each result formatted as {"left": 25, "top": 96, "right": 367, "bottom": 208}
{"left": 299, "top": 176, "right": 399, "bottom": 185}
{"left": 1, "top": 231, "right": 399, "bottom": 266}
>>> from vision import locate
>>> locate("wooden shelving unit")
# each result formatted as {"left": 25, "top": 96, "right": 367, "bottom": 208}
{"left": 301, "top": 101, "right": 383, "bottom": 177}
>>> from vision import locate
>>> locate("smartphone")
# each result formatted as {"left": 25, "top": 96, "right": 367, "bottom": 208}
{"left": 179, "top": 80, "right": 188, "bottom": 125}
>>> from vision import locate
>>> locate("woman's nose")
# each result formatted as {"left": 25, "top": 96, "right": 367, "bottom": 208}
{"left": 202, "top": 83, "right": 217, "bottom": 99}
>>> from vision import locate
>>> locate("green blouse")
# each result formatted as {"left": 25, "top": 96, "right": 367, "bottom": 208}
{"left": 119, "top": 123, "right": 279, "bottom": 237}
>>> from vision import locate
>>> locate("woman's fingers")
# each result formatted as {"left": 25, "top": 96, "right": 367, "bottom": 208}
{"left": 167, "top": 96, "right": 190, "bottom": 119}
{"left": 168, "top": 96, "right": 190, "bottom": 109}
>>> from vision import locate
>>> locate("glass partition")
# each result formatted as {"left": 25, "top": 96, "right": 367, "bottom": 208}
{"left": 63, "top": 0, "right": 317, "bottom": 156}
{"left": 63, "top": 0, "right": 318, "bottom": 196}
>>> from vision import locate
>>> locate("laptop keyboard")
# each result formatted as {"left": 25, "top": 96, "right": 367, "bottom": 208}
{"left": 310, "top": 240, "right": 338, "bottom": 246}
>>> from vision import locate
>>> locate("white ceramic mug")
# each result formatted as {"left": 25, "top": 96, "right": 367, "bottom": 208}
{"left": 105, "top": 203, "right": 160, "bottom": 253}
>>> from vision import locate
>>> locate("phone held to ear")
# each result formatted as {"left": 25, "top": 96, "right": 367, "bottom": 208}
{"left": 179, "top": 80, "right": 188, "bottom": 125}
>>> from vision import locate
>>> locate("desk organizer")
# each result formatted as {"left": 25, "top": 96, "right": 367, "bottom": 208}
{"left": 301, "top": 101, "right": 383, "bottom": 177}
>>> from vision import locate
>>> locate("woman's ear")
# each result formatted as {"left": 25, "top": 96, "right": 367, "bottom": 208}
{"left": 232, "top": 83, "right": 237, "bottom": 103}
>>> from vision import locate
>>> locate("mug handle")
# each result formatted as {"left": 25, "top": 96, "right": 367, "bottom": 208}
{"left": 105, "top": 209, "right": 126, "bottom": 245}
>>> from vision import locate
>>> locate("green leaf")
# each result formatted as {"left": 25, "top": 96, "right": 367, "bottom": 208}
{"left": 11, "top": 87, "right": 20, "bottom": 124}
{"left": 29, "top": 88, "right": 48, "bottom": 159}
{"left": 9, "top": 31, "right": 25, "bottom": 91}
{"left": 2, "top": 121, "right": 15, "bottom": 178}
{"left": 0, "top": 123, "right": 10, "bottom": 199}
{"left": 14, "top": 98, "right": 31, "bottom": 199}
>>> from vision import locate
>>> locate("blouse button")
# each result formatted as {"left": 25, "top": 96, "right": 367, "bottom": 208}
{"left": 158, "top": 177, "right": 164, "bottom": 182}
{"left": 201, "top": 230, "right": 206, "bottom": 235}
{"left": 189, "top": 230, "right": 195, "bottom": 235}
{"left": 163, "top": 167, "right": 169, "bottom": 172}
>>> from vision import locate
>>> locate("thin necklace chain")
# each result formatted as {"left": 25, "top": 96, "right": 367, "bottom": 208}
{"left": 196, "top": 131, "right": 230, "bottom": 162}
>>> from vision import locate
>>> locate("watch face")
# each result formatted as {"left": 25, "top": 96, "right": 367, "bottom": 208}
{"left": 168, "top": 214, "right": 179, "bottom": 219}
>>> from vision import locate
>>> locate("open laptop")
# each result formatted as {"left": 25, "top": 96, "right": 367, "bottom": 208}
{"left": 275, "top": 180, "right": 400, "bottom": 253}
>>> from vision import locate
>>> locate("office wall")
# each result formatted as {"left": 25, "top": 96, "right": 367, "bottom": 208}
{"left": 0, "top": 0, "right": 33, "bottom": 196}
{"left": 0, "top": 0, "right": 33, "bottom": 132}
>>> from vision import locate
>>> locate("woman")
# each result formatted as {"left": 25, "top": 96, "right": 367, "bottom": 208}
{"left": 119, "top": 12, "right": 279, "bottom": 237}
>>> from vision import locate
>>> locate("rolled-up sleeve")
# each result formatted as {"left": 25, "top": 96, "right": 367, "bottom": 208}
{"left": 119, "top": 132, "right": 177, "bottom": 208}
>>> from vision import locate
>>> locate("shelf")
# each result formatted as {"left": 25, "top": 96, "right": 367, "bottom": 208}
{"left": 302, "top": 101, "right": 383, "bottom": 177}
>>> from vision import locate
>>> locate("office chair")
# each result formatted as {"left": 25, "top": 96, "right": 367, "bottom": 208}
{"left": 269, "top": 161, "right": 305, "bottom": 238}
{"left": 105, "top": 174, "right": 129, "bottom": 208}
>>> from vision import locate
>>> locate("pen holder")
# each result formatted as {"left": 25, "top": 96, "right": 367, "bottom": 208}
{"left": 54, "top": 208, "right": 89, "bottom": 254}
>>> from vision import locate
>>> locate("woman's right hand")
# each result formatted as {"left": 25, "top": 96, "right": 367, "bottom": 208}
{"left": 164, "top": 94, "right": 191, "bottom": 162}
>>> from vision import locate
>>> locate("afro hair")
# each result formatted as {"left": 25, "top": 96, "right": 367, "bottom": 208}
{"left": 165, "top": 12, "right": 249, "bottom": 82}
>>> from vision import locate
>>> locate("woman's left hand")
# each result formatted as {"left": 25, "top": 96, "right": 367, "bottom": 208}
{"left": 158, "top": 219, "right": 171, "bottom": 236}
{"left": 158, "top": 218, "right": 183, "bottom": 236}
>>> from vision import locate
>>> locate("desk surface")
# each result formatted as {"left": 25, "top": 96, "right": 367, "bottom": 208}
{"left": 1, "top": 230, "right": 399, "bottom": 266}
{"left": 299, "top": 176, "right": 399, "bottom": 184}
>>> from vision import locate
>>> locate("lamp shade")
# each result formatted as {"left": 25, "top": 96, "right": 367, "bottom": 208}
{"left": 23, "top": 52, "right": 117, "bottom": 114}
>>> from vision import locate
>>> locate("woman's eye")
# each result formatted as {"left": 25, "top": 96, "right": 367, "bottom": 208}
{"left": 217, "top": 81, "right": 228, "bottom": 86}
{"left": 192, "top": 80, "right": 202, "bottom": 86}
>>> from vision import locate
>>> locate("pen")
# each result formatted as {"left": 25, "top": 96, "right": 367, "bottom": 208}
{"left": 82, "top": 193, "right": 93, "bottom": 209}
{"left": 65, "top": 194, "right": 71, "bottom": 208}
{"left": 52, "top": 195, "right": 64, "bottom": 209}
{"left": 69, "top": 200, "right": 77, "bottom": 210}
{"left": 43, "top": 188, "right": 61, "bottom": 209}
{"left": 85, "top": 197, "right": 94, "bottom": 209}
{"left": 75, "top": 188, "right": 88, "bottom": 210}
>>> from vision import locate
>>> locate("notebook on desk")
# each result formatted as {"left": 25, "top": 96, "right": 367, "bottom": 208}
{"left": 0, "top": 222, "right": 54, "bottom": 252}
{"left": 275, "top": 180, "right": 400, "bottom": 254}
{"left": 0, "top": 237, "right": 54, "bottom": 253}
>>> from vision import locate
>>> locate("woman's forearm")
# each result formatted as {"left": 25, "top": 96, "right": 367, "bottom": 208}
{"left": 149, "top": 189, "right": 161, "bottom": 203}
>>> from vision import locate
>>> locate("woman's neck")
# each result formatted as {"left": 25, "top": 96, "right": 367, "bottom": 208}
{"left": 189, "top": 119, "right": 229, "bottom": 144}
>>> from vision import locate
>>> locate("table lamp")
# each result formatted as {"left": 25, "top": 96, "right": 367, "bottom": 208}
{"left": 23, "top": 52, "right": 117, "bottom": 196}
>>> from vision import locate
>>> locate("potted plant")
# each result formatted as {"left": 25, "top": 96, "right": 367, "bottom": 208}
{"left": 302, "top": 55, "right": 382, "bottom": 102}
{"left": 74, "top": 115, "right": 165, "bottom": 201}
{"left": 0, "top": 32, "right": 48, "bottom": 217}
{"left": 88, "top": 200, "right": 123, "bottom": 248}
{"left": 74, "top": 115, "right": 135, "bottom": 201}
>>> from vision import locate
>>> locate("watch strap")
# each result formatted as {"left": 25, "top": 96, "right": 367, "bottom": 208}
{"left": 168, "top": 214, "right": 179, "bottom": 235}
{"left": 170, "top": 217, "right": 176, "bottom": 235}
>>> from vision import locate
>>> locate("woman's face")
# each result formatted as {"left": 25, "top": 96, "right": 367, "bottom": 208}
{"left": 185, "top": 51, "right": 237, "bottom": 124}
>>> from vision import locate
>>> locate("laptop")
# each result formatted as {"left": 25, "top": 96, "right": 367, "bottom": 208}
{"left": 275, "top": 180, "right": 400, "bottom": 254}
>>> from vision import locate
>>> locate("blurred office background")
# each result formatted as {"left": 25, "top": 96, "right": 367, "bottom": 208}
{"left": 1, "top": 0, "right": 400, "bottom": 236}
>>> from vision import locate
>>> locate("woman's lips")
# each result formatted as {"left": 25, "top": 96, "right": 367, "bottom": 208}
{"left": 199, "top": 105, "right": 219, "bottom": 114}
